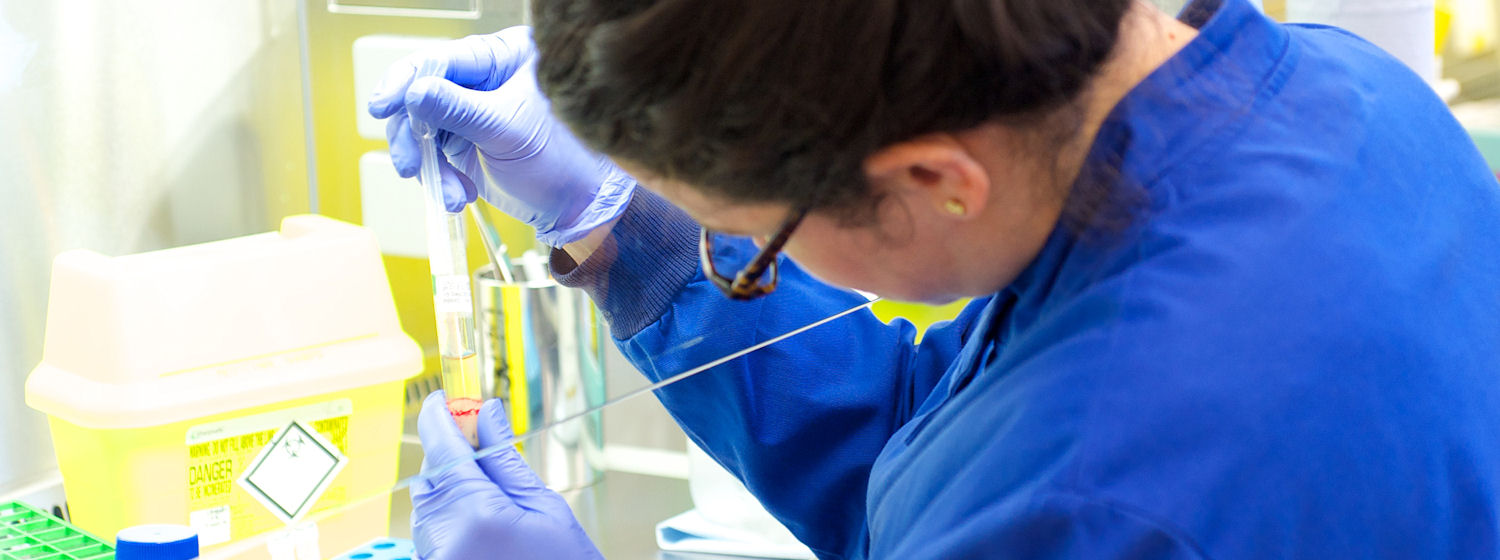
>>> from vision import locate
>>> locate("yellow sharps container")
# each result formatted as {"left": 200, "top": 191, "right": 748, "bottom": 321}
{"left": 25, "top": 215, "right": 422, "bottom": 559}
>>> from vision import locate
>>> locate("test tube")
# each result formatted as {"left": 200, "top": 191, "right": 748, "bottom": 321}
{"left": 411, "top": 57, "right": 483, "bottom": 448}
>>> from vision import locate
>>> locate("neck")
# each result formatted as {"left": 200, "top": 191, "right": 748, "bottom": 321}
{"left": 948, "top": 2, "right": 1198, "bottom": 297}
{"left": 1063, "top": 2, "right": 1199, "bottom": 189}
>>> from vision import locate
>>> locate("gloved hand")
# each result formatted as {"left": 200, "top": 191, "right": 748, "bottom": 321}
{"left": 410, "top": 391, "right": 602, "bottom": 560}
{"left": 367, "top": 26, "right": 634, "bottom": 247}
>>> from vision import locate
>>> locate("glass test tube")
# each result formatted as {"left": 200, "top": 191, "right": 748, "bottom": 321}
{"left": 429, "top": 212, "right": 482, "bottom": 448}
{"left": 411, "top": 58, "right": 483, "bottom": 448}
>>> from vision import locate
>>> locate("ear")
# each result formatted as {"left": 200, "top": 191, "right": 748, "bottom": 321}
{"left": 862, "top": 133, "right": 990, "bottom": 220}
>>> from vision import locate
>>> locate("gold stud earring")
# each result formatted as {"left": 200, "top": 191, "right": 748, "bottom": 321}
{"left": 944, "top": 199, "right": 967, "bottom": 216}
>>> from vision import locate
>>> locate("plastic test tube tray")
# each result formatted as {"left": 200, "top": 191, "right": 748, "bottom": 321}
{"left": 333, "top": 538, "right": 415, "bottom": 560}
{"left": 0, "top": 501, "right": 114, "bottom": 560}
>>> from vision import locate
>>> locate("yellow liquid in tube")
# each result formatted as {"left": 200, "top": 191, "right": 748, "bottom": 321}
{"left": 441, "top": 351, "right": 482, "bottom": 447}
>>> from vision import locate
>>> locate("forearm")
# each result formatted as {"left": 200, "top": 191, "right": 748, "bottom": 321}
{"left": 551, "top": 189, "right": 987, "bottom": 558}
{"left": 550, "top": 189, "right": 700, "bottom": 338}
{"left": 619, "top": 264, "right": 994, "bottom": 559}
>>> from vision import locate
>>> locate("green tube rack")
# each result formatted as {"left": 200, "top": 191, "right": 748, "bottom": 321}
{"left": 0, "top": 501, "right": 114, "bottom": 560}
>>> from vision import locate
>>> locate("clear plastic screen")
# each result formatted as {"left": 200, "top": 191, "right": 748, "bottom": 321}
{"left": 194, "top": 210, "right": 879, "bottom": 559}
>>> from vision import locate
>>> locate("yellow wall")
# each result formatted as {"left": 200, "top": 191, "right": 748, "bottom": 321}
{"left": 870, "top": 300, "right": 970, "bottom": 341}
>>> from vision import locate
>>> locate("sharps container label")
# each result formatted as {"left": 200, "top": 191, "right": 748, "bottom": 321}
{"left": 185, "top": 400, "right": 351, "bottom": 545}
{"left": 236, "top": 420, "right": 349, "bottom": 526}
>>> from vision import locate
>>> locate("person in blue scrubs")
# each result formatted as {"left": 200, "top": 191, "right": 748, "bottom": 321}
{"left": 369, "top": 0, "right": 1500, "bottom": 557}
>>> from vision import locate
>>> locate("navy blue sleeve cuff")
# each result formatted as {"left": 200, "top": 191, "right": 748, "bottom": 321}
{"left": 550, "top": 189, "right": 701, "bottom": 339}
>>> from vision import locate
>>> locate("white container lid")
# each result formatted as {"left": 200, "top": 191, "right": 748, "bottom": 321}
{"left": 25, "top": 215, "right": 423, "bottom": 429}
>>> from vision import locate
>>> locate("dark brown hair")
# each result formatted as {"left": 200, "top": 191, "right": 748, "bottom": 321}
{"left": 532, "top": 0, "right": 1134, "bottom": 225}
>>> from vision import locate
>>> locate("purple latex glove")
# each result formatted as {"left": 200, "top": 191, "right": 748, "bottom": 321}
{"left": 411, "top": 391, "right": 602, "bottom": 560}
{"left": 368, "top": 26, "right": 634, "bottom": 247}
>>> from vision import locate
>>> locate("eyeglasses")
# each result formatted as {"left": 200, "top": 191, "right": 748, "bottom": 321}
{"left": 699, "top": 207, "right": 808, "bottom": 300}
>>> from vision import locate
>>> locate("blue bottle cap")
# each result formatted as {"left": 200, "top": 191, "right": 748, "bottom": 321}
{"left": 115, "top": 524, "right": 199, "bottom": 560}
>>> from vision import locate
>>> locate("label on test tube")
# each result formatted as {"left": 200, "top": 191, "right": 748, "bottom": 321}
{"left": 434, "top": 275, "right": 473, "bottom": 313}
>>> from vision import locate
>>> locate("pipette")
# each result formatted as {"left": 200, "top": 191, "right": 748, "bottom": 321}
{"left": 410, "top": 58, "right": 483, "bottom": 448}
{"left": 468, "top": 204, "right": 515, "bottom": 284}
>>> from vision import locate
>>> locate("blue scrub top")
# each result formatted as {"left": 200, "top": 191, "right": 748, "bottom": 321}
{"left": 555, "top": 0, "right": 1500, "bottom": 557}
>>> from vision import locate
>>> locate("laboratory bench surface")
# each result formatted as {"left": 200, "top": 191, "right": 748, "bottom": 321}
{"left": 391, "top": 441, "right": 753, "bottom": 560}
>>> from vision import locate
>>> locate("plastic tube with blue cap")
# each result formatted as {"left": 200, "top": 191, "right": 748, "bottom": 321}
{"left": 116, "top": 524, "right": 199, "bottom": 560}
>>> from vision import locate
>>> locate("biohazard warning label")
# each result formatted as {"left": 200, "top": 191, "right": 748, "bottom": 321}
{"left": 237, "top": 420, "right": 348, "bottom": 524}
{"left": 184, "top": 400, "right": 350, "bottom": 546}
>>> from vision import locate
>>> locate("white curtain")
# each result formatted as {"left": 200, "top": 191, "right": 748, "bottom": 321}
{"left": 1286, "top": 0, "right": 1438, "bottom": 81}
